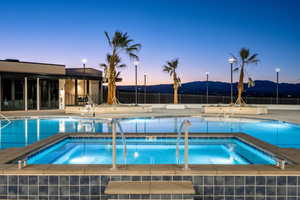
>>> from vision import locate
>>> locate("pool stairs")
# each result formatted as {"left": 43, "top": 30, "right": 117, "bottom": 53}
{"left": 105, "top": 181, "right": 195, "bottom": 199}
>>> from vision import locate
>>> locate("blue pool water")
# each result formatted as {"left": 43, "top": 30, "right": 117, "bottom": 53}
{"left": 1, "top": 117, "right": 300, "bottom": 149}
{"left": 27, "top": 138, "right": 276, "bottom": 165}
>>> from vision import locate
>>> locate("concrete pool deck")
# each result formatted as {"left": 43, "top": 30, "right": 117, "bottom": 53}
{"left": 1, "top": 132, "right": 300, "bottom": 176}
{"left": 1, "top": 106, "right": 300, "bottom": 124}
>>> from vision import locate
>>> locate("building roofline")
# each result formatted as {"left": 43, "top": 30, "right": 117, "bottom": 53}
{"left": 0, "top": 59, "right": 65, "bottom": 67}
{"left": 66, "top": 67, "right": 101, "bottom": 71}
{"left": 0, "top": 71, "right": 103, "bottom": 81}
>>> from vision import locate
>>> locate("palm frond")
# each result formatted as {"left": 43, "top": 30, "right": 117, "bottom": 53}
{"left": 99, "top": 63, "right": 107, "bottom": 68}
{"left": 163, "top": 66, "right": 171, "bottom": 72}
{"left": 104, "top": 31, "right": 111, "bottom": 47}
{"left": 115, "top": 71, "right": 121, "bottom": 79}
{"left": 233, "top": 67, "right": 240, "bottom": 72}
{"left": 246, "top": 53, "right": 260, "bottom": 64}
{"left": 128, "top": 52, "right": 139, "bottom": 60}
{"left": 129, "top": 43, "right": 142, "bottom": 50}
{"left": 117, "top": 64, "right": 126, "bottom": 68}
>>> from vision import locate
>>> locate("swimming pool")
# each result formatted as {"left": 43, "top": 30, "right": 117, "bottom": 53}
{"left": 27, "top": 137, "right": 277, "bottom": 165}
{"left": 1, "top": 116, "right": 300, "bottom": 149}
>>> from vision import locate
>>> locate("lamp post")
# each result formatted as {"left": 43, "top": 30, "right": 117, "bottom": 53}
{"left": 228, "top": 57, "right": 237, "bottom": 104}
{"left": 275, "top": 68, "right": 280, "bottom": 104}
{"left": 205, "top": 72, "right": 209, "bottom": 104}
{"left": 144, "top": 73, "right": 147, "bottom": 104}
{"left": 81, "top": 58, "right": 87, "bottom": 97}
{"left": 133, "top": 60, "right": 139, "bottom": 105}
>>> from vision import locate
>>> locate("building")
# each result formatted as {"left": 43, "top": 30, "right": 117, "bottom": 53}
{"left": 0, "top": 59, "right": 103, "bottom": 111}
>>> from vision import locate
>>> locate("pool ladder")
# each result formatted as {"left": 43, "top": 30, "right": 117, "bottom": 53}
{"left": 176, "top": 120, "right": 192, "bottom": 170}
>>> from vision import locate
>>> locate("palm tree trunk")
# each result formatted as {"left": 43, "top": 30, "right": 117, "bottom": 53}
{"left": 107, "top": 65, "right": 115, "bottom": 105}
{"left": 107, "top": 80, "right": 114, "bottom": 104}
{"left": 174, "top": 84, "right": 178, "bottom": 104}
{"left": 107, "top": 51, "right": 118, "bottom": 105}
{"left": 236, "top": 65, "right": 245, "bottom": 105}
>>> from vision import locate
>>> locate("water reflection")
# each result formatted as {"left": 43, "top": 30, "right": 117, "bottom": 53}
{"left": 0, "top": 117, "right": 300, "bottom": 149}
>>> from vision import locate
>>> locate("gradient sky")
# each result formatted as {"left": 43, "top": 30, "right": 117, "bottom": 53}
{"left": 1, "top": 0, "right": 300, "bottom": 85}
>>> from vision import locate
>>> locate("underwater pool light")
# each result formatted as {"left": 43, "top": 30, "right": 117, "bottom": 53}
{"left": 134, "top": 151, "right": 139, "bottom": 158}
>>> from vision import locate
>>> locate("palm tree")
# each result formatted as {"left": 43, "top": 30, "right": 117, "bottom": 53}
{"left": 100, "top": 54, "right": 126, "bottom": 103}
{"left": 103, "top": 31, "right": 141, "bottom": 104}
{"left": 232, "top": 48, "right": 259, "bottom": 105}
{"left": 163, "top": 59, "right": 181, "bottom": 104}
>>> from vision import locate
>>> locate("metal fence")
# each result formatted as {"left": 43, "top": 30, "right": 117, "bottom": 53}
{"left": 116, "top": 91, "right": 300, "bottom": 105}
{"left": 65, "top": 93, "right": 100, "bottom": 106}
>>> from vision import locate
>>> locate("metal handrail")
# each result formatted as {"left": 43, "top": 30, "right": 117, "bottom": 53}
{"left": 176, "top": 120, "right": 192, "bottom": 169}
{"left": 111, "top": 119, "right": 127, "bottom": 169}
{"left": 116, "top": 119, "right": 127, "bottom": 162}
{"left": 0, "top": 113, "right": 11, "bottom": 130}
{"left": 176, "top": 121, "right": 185, "bottom": 163}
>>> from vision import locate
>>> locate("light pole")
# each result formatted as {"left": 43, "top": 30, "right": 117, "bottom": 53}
{"left": 144, "top": 73, "right": 147, "bottom": 104}
{"left": 275, "top": 68, "right": 280, "bottom": 104}
{"left": 228, "top": 57, "right": 237, "bottom": 104}
{"left": 205, "top": 72, "right": 209, "bottom": 104}
{"left": 81, "top": 58, "right": 87, "bottom": 97}
{"left": 134, "top": 60, "right": 139, "bottom": 105}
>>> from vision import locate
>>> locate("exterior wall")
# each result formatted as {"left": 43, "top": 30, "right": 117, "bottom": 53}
{"left": 65, "top": 79, "right": 102, "bottom": 105}
{"left": 65, "top": 80, "right": 75, "bottom": 105}
{"left": 0, "top": 175, "right": 298, "bottom": 199}
{"left": 59, "top": 79, "right": 65, "bottom": 110}
{"left": 77, "top": 80, "right": 86, "bottom": 96}
{"left": 0, "top": 61, "right": 65, "bottom": 75}
{"left": 89, "top": 80, "right": 100, "bottom": 104}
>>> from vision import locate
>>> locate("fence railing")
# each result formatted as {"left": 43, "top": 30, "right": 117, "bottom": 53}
{"left": 116, "top": 91, "right": 300, "bottom": 105}
{"left": 65, "top": 93, "right": 99, "bottom": 106}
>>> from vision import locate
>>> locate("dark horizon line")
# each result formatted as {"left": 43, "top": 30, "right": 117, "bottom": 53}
{"left": 117, "top": 80, "right": 300, "bottom": 87}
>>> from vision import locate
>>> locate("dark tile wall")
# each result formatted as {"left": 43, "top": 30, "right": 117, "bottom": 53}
{"left": 0, "top": 175, "right": 299, "bottom": 199}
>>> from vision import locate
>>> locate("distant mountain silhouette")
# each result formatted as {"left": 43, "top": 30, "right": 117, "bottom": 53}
{"left": 117, "top": 80, "right": 300, "bottom": 97}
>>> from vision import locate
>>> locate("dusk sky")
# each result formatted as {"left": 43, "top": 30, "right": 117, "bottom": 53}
{"left": 1, "top": 0, "right": 300, "bottom": 85}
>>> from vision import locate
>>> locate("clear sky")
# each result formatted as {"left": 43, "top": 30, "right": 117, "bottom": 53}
{"left": 1, "top": 0, "right": 300, "bottom": 85}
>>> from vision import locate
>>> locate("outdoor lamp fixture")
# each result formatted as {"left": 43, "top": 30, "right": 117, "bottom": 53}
{"left": 144, "top": 73, "right": 147, "bottom": 104}
{"left": 81, "top": 58, "right": 87, "bottom": 65}
{"left": 81, "top": 58, "right": 88, "bottom": 96}
{"left": 133, "top": 60, "right": 140, "bottom": 106}
{"left": 205, "top": 72, "right": 209, "bottom": 104}
{"left": 275, "top": 68, "right": 280, "bottom": 104}
{"left": 228, "top": 57, "right": 237, "bottom": 104}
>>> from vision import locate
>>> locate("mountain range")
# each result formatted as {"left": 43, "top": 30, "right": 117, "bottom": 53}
{"left": 117, "top": 80, "right": 300, "bottom": 97}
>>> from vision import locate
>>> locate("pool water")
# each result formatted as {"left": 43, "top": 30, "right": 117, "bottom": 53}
{"left": 1, "top": 117, "right": 300, "bottom": 149}
{"left": 27, "top": 138, "right": 276, "bottom": 165}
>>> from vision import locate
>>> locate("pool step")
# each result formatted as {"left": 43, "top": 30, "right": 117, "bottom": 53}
{"left": 105, "top": 181, "right": 195, "bottom": 195}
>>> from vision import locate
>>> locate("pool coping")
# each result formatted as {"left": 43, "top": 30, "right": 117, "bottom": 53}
{"left": 1, "top": 132, "right": 300, "bottom": 176}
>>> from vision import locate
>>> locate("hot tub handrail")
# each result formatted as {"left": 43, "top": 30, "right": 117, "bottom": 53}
{"left": 110, "top": 119, "right": 127, "bottom": 169}
{"left": 176, "top": 121, "right": 185, "bottom": 163}
{"left": 115, "top": 119, "right": 127, "bottom": 161}
{"left": 176, "top": 120, "right": 192, "bottom": 170}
